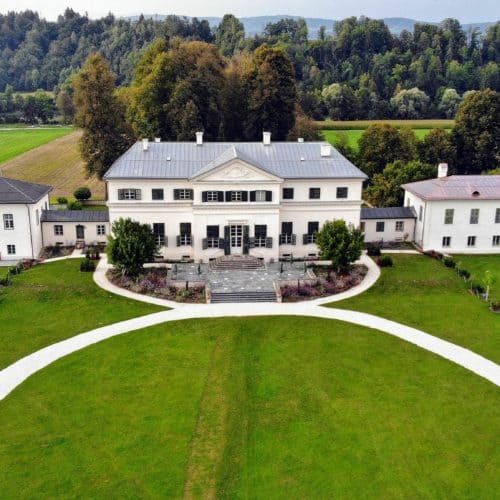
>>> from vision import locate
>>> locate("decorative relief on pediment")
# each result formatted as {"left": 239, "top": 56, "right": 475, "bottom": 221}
{"left": 222, "top": 165, "right": 252, "bottom": 179}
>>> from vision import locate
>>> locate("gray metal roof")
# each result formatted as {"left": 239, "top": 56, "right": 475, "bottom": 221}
{"left": 41, "top": 210, "right": 109, "bottom": 223}
{"left": 361, "top": 207, "right": 417, "bottom": 219}
{"left": 0, "top": 176, "right": 52, "bottom": 204}
{"left": 103, "top": 141, "right": 368, "bottom": 180}
{"left": 402, "top": 175, "right": 500, "bottom": 201}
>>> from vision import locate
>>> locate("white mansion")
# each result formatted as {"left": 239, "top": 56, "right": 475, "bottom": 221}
{"left": 2, "top": 134, "right": 499, "bottom": 263}
{"left": 103, "top": 133, "right": 367, "bottom": 261}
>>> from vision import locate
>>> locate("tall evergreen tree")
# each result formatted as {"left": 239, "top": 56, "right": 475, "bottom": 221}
{"left": 73, "top": 53, "right": 133, "bottom": 179}
{"left": 244, "top": 44, "right": 297, "bottom": 140}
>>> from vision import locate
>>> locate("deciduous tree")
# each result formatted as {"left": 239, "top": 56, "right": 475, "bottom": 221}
{"left": 73, "top": 53, "right": 133, "bottom": 179}
{"left": 107, "top": 218, "right": 157, "bottom": 277}
{"left": 316, "top": 220, "right": 364, "bottom": 273}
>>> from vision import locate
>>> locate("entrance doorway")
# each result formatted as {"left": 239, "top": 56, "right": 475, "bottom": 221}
{"left": 76, "top": 225, "right": 85, "bottom": 240}
{"left": 230, "top": 225, "right": 243, "bottom": 254}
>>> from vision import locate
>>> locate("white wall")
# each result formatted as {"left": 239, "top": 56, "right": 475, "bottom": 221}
{"left": 42, "top": 221, "right": 109, "bottom": 247}
{"left": 106, "top": 160, "right": 364, "bottom": 261}
{"left": 0, "top": 194, "right": 48, "bottom": 260}
{"left": 405, "top": 190, "right": 500, "bottom": 253}
{"left": 362, "top": 218, "right": 415, "bottom": 243}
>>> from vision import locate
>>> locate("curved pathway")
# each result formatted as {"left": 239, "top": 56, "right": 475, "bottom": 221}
{"left": 1, "top": 256, "right": 499, "bottom": 401}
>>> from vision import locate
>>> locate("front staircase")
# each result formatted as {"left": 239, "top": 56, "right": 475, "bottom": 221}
{"left": 210, "top": 255, "right": 265, "bottom": 271}
{"left": 210, "top": 290, "right": 277, "bottom": 303}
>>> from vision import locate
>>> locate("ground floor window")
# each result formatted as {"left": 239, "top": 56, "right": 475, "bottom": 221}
{"left": 177, "top": 223, "right": 192, "bottom": 246}
{"left": 442, "top": 236, "right": 451, "bottom": 247}
{"left": 54, "top": 224, "right": 63, "bottom": 236}
{"left": 153, "top": 223, "right": 165, "bottom": 246}
{"left": 205, "top": 225, "right": 220, "bottom": 248}
{"left": 7, "top": 244, "right": 15, "bottom": 255}
{"left": 254, "top": 225, "right": 267, "bottom": 247}
{"left": 395, "top": 221, "right": 404, "bottom": 232}
{"left": 467, "top": 236, "right": 476, "bottom": 247}
{"left": 96, "top": 224, "right": 106, "bottom": 236}
{"left": 493, "top": 235, "right": 500, "bottom": 246}
{"left": 360, "top": 221, "right": 365, "bottom": 232}
{"left": 376, "top": 221, "right": 385, "bottom": 232}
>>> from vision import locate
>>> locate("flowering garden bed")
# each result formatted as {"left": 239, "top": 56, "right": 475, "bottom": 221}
{"left": 280, "top": 265, "right": 368, "bottom": 302}
{"left": 107, "top": 268, "right": 206, "bottom": 303}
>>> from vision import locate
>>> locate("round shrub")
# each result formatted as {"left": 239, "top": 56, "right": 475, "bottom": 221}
{"left": 443, "top": 257, "right": 456, "bottom": 268}
{"left": 67, "top": 200, "right": 83, "bottom": 210}
{"left": 73, "top": 187, "right": 91, "bottom": 201}
{"left": 377, "top": 255, "right": 394, "bottom": 267}
{"left": 80, "top": 258, "right": 96, "bottom": 272}
{"left": 366, "top": 243, "right": 381, "bottom": 257}
{"left": 57, "top": 196, "right": 68, "bottom": 205}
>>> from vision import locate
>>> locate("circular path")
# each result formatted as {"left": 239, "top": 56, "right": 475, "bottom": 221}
{"left": 1, "top": 255, "right": 499, "bottom": 401}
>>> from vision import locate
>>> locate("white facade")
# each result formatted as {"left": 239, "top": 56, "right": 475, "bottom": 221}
{"left": 42, "top": 220, "right": 109, "bottom": 247}
{"left": 405, "top": 191, "right": 500, "bottom": 254}
{"left": 106, "top": 159, "right": 364, "bottom": 262}
{"left": 362, "top": 217, "right": 415, "bottom": 244}
{"left": 0, "top": 195, "right": 49, "bottom": 261}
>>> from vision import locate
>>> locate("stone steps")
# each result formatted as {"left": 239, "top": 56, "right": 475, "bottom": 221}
{"left": 210, "top": 291, "right": 277, "bottom": 303}
{"left": 210, "top": 256, "right": 265, "bottom": 271}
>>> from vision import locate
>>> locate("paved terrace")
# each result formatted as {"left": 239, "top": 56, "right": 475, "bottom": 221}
{"left": 173, "top": 261, "right": 311, "bottom": 293}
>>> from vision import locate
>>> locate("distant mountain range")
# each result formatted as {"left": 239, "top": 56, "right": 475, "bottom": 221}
{"left": 126, "top": 14, "right": 497, "bottom": 38}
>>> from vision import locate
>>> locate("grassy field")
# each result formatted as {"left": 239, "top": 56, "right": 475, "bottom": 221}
{"left": 317, "top": 119, "right": 454, "bottom": 130}
{"left": 0, "top": 130, "right": 106, "bottom": 199}
{"left": 0, "top": 127, "right": 72, "bottom": 164}
{"left": 453, "top": 255, "right": 500, "bottom": 302}
{"left": 0, "top": 316, "right": 498, "bottom": 498}
{"left": 330, "top": 254, "right": 500, "bottom": 362}
{"left": 0, "top": 259, "right": 162, "bottom": 369}
{"left": 322, "top": 127, "right": 451, "bottom": 150}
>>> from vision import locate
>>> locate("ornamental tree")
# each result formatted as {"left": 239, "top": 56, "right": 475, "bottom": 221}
{"left": 316, "top": 220, "right": 364, "bottom": 273}
{"left": 73, "top": 187, "right": 91, "bottom": 201}
{"left": 107, "top": 218, "right": 157, "bottom": 277}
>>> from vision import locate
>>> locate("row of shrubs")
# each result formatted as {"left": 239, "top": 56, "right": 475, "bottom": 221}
{"left": 424, "top": 251, "right": 499, "bottom": 311}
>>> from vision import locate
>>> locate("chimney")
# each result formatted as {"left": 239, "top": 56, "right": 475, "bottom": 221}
{"left": 154, "top": 137, "right": 161, "bottom": 143}
{"left": 142, "top": 138, "right": 149, "bottom": 151}
{"left": 263, "top": 131, "right": 271, "bottom": 146}
{"left": 297, "top": 137, "right": 304, "bottom": 143}
{"left": 320, "top": 144, "right": 331, "bottom": 157}
{"left": 437, "top": 163, "right": 448, "bottom": 178}
{"left": 196, "top": 131, "right": 203, "bottom": 146}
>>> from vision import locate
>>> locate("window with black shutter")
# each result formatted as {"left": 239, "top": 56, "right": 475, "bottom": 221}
{"left": 280, "top": 222, "right": 295, "bottom": 245}
{"left": 178, "top": 222, "right": 192, "bottom": 246}
{"left": 265, "top": 190, "right": 272, "bottom": 202}
{"left": 118, "top": 188, "right": 141, "bottom": 200}
{"left": 174, "top": 189, "right": 193, "bottom": 200}
{"left": 152, "top": 189, "right": 164, "bottom": 200}
{"left": 304, "top": 221, "right": 319, "bottom": 244}
{"left": 205, "top": 225, "right": 219, "bottom": 248}
{"left": 309, "top": 188, "right": 321, "bottom": 199}
{"left": 308, "top": 221, "right": 319, "bottom": 234}
{"left": 254, "top": 225, "right": 267, "bottom": 248}
{"left": 153, "top": 223, "right": 165, "bottom": 246}
{"left": 336, "top": 187, "right": 348, "bottom": 199}
{"left": 283, "top": 188, "right": 294, "bottom": 199}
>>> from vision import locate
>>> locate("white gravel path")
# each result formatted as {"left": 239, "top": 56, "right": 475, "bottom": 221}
{"left": 1, "top": 254, "right": 499, "bottom": 401}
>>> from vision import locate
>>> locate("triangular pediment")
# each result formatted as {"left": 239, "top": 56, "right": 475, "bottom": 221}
{"left": 191, "top": 152, "right": 282, "bottom": 183}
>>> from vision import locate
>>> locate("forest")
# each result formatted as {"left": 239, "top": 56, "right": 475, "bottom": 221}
{"left": 0, "top": 9, "right": 499, "bottom": 122}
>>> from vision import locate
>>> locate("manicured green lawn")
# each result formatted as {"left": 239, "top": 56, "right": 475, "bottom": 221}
{"left": 322, "top": 128, "right": 449, "bottom": 151}
{"left": 0, "top": 316, "right": 498, "bottom": 498}
{"left": 452, "top": 254, "right": 500, "bottom": 302}
{"left": 0, "top": 260, "right": 162, "bottom": 368}
{"left": 0, "top": 127, "right": 73, "bottom": 164}
{"left": 330, "top": 255, "right": 500, "bottom": 362}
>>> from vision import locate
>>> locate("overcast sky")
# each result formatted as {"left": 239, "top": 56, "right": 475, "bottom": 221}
{"left": 2, "top": 0, "right": 499, "bottom": 22}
